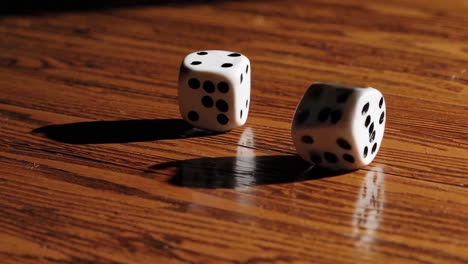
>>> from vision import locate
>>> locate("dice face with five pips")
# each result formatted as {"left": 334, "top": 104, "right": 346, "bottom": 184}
{"left": 291, "top": 83, "right": 386, "bottom": 170}
{"left": 178, "top": 50, "right": 251, "bottom": 132}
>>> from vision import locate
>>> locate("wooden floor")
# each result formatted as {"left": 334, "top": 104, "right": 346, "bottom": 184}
{"left": 1, "top": 0, "right": 467, "bottom": 263}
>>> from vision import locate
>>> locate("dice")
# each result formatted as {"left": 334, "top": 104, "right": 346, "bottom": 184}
{"left": 291, "top": 83, "right": 386, "bottom": 170}
{"left": 178, "top": 50, "right": 251, "bottom": 132}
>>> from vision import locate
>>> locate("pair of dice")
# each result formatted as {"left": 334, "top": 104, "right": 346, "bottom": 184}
{"left": 178, "top": 50, "right": 386, "bottom": 170}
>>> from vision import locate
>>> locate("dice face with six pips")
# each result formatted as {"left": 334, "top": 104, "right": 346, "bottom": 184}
{"left": 178, "top": 50, "right": 251, "bottom": 132}
{"left": 291, "top": 83, "right": 386, "bottom": 170}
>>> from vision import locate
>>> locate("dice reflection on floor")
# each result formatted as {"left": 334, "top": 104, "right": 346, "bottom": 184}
{"left": 234, "top": 127, "right": 256, "bottom": 187}
{"left": 150, "top": 128, "right": 349, "bottom": 188}
{"left": 352, "top": 167, "right": 385, "bottom": 249}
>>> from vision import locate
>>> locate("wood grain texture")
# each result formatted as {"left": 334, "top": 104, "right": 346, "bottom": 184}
{"left": 0, "top": 0, "right": 467, "bottom": 263}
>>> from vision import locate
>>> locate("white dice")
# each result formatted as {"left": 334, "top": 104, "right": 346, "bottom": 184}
{"left": 291, "top": 83, "right": 386, "bottom": 170}
{"left": 178, "top": 50, "right": 251, "bottom": 132}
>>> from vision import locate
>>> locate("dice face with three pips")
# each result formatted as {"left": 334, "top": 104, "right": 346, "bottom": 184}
{"left": 291, "top": 83, "right": 386, "bottom": 170}
{"left": 178, "top": 50, "right": 251, "bottom": 132}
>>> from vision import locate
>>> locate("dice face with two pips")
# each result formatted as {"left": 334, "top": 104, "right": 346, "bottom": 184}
{"left": 291, "top": 83, "right": 386, "bottom": 170}
{"left": 178, "top": 50, "right": 251, "bottom": 132}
